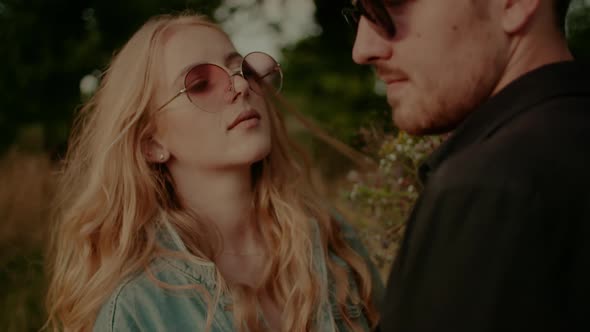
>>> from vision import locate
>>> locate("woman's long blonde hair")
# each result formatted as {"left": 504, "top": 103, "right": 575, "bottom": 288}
{"left": 46, "top": 12, "right": 378, "bottom": 332}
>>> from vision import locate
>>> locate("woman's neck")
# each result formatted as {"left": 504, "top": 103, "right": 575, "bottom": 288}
{"left": 168, "top": 162, "right": 262, "bottom": 255}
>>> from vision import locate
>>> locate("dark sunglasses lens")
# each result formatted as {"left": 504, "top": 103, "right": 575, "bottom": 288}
{"left": 184, "top": 64, "right": 229, "bottom": 111}
{"left": 345, "top": 0, "right": 396, "bottom": 39}
{"left": 342, "top": 7, "right": 360, "bottom": 26}
{"left": 367, "top": 0, "right": 396, "bottom": 38}
{"left": 242, "top": 52, "right": 282, "bottom": 94}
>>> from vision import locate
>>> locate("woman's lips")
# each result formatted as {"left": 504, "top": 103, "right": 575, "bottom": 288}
{"left": 227, "top": 109, "right": 261, "bottom": 130}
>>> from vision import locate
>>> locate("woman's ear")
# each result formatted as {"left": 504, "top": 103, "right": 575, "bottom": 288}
{"left": 143, "top": 136, "right": 170, "bottom": 164}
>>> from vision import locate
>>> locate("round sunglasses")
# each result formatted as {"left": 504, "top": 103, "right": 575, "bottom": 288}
{"left": 156, "top": 51, "right": 283, "bottom": 113}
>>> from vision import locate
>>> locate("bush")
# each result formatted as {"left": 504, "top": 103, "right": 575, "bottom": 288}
{"left": 343, "top": 132, "right": 443, "bottom": 278}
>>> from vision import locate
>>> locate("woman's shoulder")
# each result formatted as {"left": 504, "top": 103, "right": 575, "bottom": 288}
{"left": 93, "top": 257, "right": 230, "bottom": 332}
{"left": 93, "top": 272, "right": 146, "bottom": 332}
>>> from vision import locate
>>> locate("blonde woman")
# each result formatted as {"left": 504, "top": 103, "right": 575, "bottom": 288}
{"left": 46, "top": 12, "right": 382, "bottom": 332}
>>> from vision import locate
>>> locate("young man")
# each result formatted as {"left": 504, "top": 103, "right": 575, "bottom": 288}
{"left": 347, "top": 0, "right": 590, "bottom": 331}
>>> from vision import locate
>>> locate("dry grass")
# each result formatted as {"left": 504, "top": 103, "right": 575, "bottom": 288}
{"left": 0, "top": 149, "right": 55, "bottom": 331}
{"left": 0, "top": 149, "right": 54, "bottom": 255}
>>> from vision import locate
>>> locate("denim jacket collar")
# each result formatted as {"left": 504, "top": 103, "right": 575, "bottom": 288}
{"left": 156, "top": 214, "right": 338, "bottom": 331}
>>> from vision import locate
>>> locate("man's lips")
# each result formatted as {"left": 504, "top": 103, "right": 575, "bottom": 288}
{"left": 227, "top": 109, "right": 261, "bottom": 130}
{"left": 382, "top": 77, "right": 408, "bottom": 84}
{"left": 376, "top": 68, "right": 408, "bottom": 85}
{"left": 387, "top": 79, "right": 408, "bottom": 84}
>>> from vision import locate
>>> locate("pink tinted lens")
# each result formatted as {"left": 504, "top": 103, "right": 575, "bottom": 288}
{"left": 184, "top": 63, "right": 229, "bottom": 111}
{"left": 242, "top": 52, "right": 282, "bottom": 94}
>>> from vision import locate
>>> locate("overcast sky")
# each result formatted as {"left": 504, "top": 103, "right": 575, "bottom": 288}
{"left": 215, "top": 0, "right": 321, "bottom": 60}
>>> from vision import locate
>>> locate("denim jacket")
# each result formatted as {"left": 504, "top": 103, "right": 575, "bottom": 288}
{"left": 93, "top": 215, "right": 383, "bottom": 331}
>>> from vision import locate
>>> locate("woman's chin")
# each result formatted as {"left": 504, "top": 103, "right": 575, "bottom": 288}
{"left": 227, "top": 143, "right": 272, "bottom": 168}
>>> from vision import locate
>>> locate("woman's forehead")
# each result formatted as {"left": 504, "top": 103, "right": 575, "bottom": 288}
{"left": 164, "top": 25, "right": 235, "bottom": 60}
{"left": 160, "top": 25, "right": 236, "bottom": 84}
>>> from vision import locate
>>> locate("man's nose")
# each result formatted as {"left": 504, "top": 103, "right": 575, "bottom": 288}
{"left": 352, "top": 17, "right": 393, "bottom": 64}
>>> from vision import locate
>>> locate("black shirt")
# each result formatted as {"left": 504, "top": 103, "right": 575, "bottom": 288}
{"left": 380, "top": 61, "right": 590, "bottom": 332}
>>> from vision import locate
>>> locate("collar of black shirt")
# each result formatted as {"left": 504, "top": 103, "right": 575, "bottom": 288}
{"left": 418, "top": 60, "right": 590, "bottom": 184}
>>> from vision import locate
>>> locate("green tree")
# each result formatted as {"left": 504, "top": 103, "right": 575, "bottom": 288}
{"left": 568, "top": 1, "right": 590, "bottom": 60}
{"left": 282, "top": 0, "right": 392, "bottom": 144}
{"left": 0, "top": 0, "right": 221, "bottom": 154}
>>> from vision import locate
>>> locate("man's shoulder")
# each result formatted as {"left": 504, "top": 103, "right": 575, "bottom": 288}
{"left": 450, "top": 94, "right": 588, "bottom": 182}
{"left": 501, "top": 93, "right": 590, "bottom": 145}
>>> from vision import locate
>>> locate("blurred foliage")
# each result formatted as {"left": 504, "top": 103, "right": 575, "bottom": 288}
{"left": 343, "top": 133, "right": 444, "bottom": 275}
{"left": 568, "top": 2, "right": 590, "bottom": 60}
{"left": 0, "top": 0, "right": 589, "bottom": 330}
{"left": 281, "top": 0, "right": 392, "bottom": 144}
{"left": 0, "top": 0, "right": 221, "bottom": 154}
{"left": 0, "top": 0, "right": 588, "bottom": 155}
{"left": 0, "top": 0, "right": 392, "bottom": 156}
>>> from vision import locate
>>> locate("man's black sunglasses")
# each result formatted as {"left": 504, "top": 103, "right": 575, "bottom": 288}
{"left": 342, "top": 0, "right": 397, "bottom": 39}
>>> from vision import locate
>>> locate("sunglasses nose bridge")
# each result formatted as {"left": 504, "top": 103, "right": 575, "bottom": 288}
{"left": 218, "top": 69, "right": 237, "bottom": 93}
{"left": 230, "top": 70, "right": 244, "bottom": 80}
{"left": 231, "top": 69, "right": 249, "bottom": 88}
{"left": 224, "top": 70, "right": 250, "bottom": 101}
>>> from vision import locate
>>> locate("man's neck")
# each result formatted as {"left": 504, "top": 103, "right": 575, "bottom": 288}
{"left": 492, "top": 31, "right": 573, "bottom": 96}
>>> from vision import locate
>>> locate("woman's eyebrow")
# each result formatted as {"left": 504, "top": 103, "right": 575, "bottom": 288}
{"left": 173, "top": 51, "right": 243, "bottom": 87}
{"left": 224, "top": 51, "right": 242, "bottom": 66}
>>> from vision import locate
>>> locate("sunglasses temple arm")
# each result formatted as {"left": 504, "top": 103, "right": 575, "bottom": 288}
{"left": 155, "top": 89, "right": 186, "bottom": 113}
{"left": 259, "top": 65, "right": 281, "bottom": 79}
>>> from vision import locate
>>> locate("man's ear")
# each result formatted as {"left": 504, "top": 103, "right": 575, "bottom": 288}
{"left": 501, "top": 0, "right": 541, "bottom": 34}
{"left": 143, "top": 136, "right": 170, "bottom": 164}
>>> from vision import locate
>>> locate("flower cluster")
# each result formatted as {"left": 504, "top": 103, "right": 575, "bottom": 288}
{"left": 345, "top": 132, "right": 443, "bottom": 274}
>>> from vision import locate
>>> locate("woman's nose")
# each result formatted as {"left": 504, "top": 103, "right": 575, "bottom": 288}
{"left": 230, "top": 73, "right": 250, "bottom": 98}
